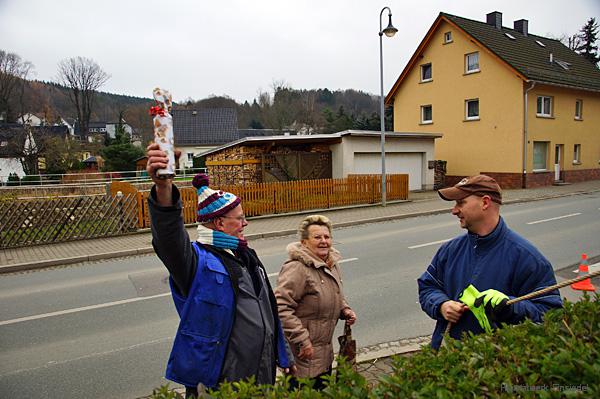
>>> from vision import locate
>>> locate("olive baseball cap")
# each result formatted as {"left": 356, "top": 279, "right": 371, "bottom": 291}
{"left": 438, "top": 175, "right": 503, "bottom": 204}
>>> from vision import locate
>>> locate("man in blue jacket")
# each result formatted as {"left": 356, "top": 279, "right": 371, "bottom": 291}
{"left": 418, "top": 175, "right": 562, "bottom": 350}
{"left": 146, "top": 144, "right": 293, "bottom": 398}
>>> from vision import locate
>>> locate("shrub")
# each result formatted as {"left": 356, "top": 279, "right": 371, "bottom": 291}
{"left": 7, "top": 172, "right": 20, "bottom": 186}
{"left": 150, "top": 294, "right": 600, "bottom": 398}
{"left": 376, "top": 293, "right": 599, "bottom": 398}
{"left": 20, "top": 175, "right": 43, "bottom": 185}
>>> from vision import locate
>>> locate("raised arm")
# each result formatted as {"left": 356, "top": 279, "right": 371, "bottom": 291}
{"left": 146, "top": 144, "right": 196, "bottom": 297}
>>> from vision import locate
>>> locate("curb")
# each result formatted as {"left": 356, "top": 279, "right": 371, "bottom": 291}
{"left": 354, "top": 335, "right": 431, "bottom": 363}
{"left": 0, "top": 247, "right": 156, "bottom": 274}
{"left": 2, "top": 188, "right": 598, "bottom": 274}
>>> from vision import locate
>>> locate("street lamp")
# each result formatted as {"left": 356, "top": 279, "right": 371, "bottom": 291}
{"left": 379, "top": 7, "right": 397, "bottom": 206}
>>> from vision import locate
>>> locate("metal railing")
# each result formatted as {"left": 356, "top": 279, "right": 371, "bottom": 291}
{"left": 0, "top": 168, "right": 208, "bottom": 188}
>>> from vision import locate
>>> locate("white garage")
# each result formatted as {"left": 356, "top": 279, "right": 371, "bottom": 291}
{"left": 199, "top": 129, "right": 442, "bottom": 191}
{"left": 353, "top": 152, "right": 423, "bottom": 191}
{"left": 330, "top": 130, "right": 442, "bottom": 191}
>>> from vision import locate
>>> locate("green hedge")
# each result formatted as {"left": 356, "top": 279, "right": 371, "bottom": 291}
{"left": 151, "top": 294, "right": 599, "bottom": 398}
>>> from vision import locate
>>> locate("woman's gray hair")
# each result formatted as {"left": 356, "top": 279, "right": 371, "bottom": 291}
{"left": 298, "top": 214, "right": 332, "bottom": 240}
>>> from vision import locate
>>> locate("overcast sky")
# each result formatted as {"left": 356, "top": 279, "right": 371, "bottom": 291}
{"left": 1, "top": 0, "right": 598, "bottom": 104}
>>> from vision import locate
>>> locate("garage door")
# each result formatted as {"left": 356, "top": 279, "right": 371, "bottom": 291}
{"left": 353, "top": 153, "right": 422, "bottom": 191}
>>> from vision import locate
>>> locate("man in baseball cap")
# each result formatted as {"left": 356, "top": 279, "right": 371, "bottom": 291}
{"left": 438, "top": 174, "right": 502, "bottom": 204}
{"left": 418, "top": 174, "right": 561, "bottom": 349}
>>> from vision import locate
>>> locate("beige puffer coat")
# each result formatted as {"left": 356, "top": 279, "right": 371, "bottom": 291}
{"left": 275, "top": 242, "right": 351, "bottom": 378}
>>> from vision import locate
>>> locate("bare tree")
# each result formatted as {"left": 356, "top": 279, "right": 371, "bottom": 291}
{"left": 5, "top": 124, "right": 48, "bottom": 175}
{"left": 0, "top": 50, "right": 33, "bottom": 122}
{"left": 57, "top": 57, "right": 109, "bottom": 140}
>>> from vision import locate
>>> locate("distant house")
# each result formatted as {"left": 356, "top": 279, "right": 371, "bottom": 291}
{"left": 77, "top": 121, "right": 135, "bottom": 144}
{"left": 386, "top": 11, "right": 600, "bottom": 188}
{"left": 172, "top": 108, "right": 294, "bottom": 169}
{"left": 173, "top": 108, "right": 239, "bottom": 169}
{"left": 198, "top": 130, "right": 441, "bottom": 190}
{"left": 17, "top": 113, "right": 44, "bottom": 126}
{"left": 0, "top": 123, "right": 70, "bottom": 179}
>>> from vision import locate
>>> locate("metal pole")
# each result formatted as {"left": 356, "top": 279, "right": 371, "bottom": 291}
{"left": 379, "top": 8, "right": 387, "bottom": 206}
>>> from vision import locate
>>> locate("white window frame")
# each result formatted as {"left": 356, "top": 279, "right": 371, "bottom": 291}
{"left": 536, "top": 96, "right": 553, "bottom": 117}
{"left": 187, "top": 153, "right": 194, "bottom": 163}
{"left": 420, "top": 105, "right": 433, "bottom": 124}
{"left": 420, "top": 63, "right": 432, "bottom": 82}
{"left": 575, "top": 99, "right": 583, "bottom": 120}
{"left": 533, "top": 141, "right": 549, "bottom": 171}
{"left": 573, "top": 144, "right": 581, "bottom": 164}
{"left": 465, "top": 52, "right": 479, "bottom": 73}
{"left": 444, "top": 31, "right": 453, "bottom": 43}
{"left": 465, "top": 99, "right": 480, "bottom": 120}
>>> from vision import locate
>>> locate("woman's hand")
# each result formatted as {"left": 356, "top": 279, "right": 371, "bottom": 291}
{"left": 342, "top": 308, "right": 357, "bottom": 325}
{"left": 297, "top": 342, "right": 314, "bottom": 360}
{"left": 281, "top": 365, "right": 297, "bottom": 374}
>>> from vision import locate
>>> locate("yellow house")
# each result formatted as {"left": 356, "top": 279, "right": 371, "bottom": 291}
{"left": 386, "top": 11, "right": 600, "bottom": 188}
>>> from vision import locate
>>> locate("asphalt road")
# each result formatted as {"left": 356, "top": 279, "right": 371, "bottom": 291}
{"left": 1, "top": 192, "right": 598, "bottom": 398}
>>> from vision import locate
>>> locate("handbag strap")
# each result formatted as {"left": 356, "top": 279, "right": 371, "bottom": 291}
{"left": 344, "top": 323, "right": 352, "bottom": 338}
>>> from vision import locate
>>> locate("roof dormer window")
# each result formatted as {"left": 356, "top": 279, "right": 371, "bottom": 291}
{"left": 555, "top": 60, "right": 571, "bottom": 70}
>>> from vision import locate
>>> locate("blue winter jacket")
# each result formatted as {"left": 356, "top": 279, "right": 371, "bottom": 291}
{"left": 166, "top": 243, "right": 292, "bottom": 388}
{"left": 418, "top": 217, "right": 562, "bottom": 349}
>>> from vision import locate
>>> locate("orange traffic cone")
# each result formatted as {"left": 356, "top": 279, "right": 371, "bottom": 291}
{"left": 571, "top": 253, "right": 596, "bottom": 291}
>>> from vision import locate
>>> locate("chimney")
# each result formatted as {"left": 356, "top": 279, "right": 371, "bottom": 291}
{"left": 514, "top": 19, "right": 528, "bottom": 36}
{"left": 486, "top": 11, "right": 502, "bottom": 29}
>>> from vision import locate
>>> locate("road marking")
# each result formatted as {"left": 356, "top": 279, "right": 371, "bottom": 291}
{"left": 408, "top": 239, "right": 451, "bottom": 249}
{"left": 0, "top": 292, "right": 171, "bottom": 326}
{"left": 526, "top": 213, "right": 581, "bottom": 225}
{"left": 0, "top": 336, "right": 173, "bottom": 378}
{"left": 267, "top": 257, "right": 358, "bottom": 277}
{"left": 4, "top": 258, "right": 365, "bottom": 325}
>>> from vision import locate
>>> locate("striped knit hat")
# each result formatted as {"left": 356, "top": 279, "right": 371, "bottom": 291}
{"left": 192, "top": 174, "right": 241, "bottom": 223}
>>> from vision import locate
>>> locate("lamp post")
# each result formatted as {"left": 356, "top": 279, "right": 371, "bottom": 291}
{"left": 379, "top": 7, "right": 397, "bottom": 206}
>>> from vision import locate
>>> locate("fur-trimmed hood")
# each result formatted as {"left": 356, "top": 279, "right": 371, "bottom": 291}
{"left": 285, "top": 242, "right": 342, "bottom": 268}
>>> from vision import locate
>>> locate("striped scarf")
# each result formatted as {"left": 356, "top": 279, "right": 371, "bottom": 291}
{"left": 196, "top": 224, "right": 248, "bottom": 250}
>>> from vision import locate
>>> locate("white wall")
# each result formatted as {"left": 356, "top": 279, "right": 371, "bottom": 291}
{"left": 179, "top": 145, "right": 216, "bottom": 168}
{"left": 330, "top": 134, "right": 436, "bottom": 190}
{"left": 353, "top": 152, "right": 423, "bottom": 190}
{"left": 0, "top": 158, "right": 26, "bottom": 182}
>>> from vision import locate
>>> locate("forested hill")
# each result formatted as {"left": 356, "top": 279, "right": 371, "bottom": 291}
{"left": 23, "top": 81, "right": 151, "bottom": 122}
{"left": 15, "top": 80, "right": 388, "bottom": 141}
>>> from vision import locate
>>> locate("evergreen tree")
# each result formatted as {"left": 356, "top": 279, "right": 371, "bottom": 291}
{"left": 575, "top": 17, "right": 600, "bottom": 67}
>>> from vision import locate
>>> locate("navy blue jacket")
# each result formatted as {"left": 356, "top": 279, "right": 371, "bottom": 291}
{"left": 418, "top": 217, "right": 562, "bottom": 349}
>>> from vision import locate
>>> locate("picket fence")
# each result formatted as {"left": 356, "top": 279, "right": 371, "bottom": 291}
{"left": 0, "top": 174, "right": 407, "bottom": 248}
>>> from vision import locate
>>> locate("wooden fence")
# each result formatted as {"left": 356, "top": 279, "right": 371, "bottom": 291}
{"left": 0, "top": 174, "right": 407, "bottom": 248}
{"left": 0, "top": 192, "right": 138, "bottom": 249}
{"left": 138, "top": 174, "right": 408, "bottom": 228}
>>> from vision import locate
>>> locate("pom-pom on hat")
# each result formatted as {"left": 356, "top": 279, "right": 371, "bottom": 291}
{"left": 192, "top": 173, "right": 241, "bottom": 222}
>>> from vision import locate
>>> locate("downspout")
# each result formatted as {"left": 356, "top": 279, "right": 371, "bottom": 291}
{"left": 523, "top": 81, "right": 536, "bottom": 188}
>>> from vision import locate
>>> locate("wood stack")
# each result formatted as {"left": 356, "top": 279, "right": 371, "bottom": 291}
{"left": 206, "top": 145, "right": 262, "bottom": 186}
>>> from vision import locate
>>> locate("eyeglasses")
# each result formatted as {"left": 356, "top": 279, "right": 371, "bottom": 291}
{"left": 220, "top": 215, "right": 247, "bottom": 222}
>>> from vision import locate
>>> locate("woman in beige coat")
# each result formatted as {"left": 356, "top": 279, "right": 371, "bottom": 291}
{"left": 275, "top": 215, "right": 357, "bottom": 390}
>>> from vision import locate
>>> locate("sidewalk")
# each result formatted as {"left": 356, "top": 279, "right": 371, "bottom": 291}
{"left": 4, "top": 180, "right": 599, "bottom": 397}
{"left": 2, "top": 179, "right": 600, "bottom": 274}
